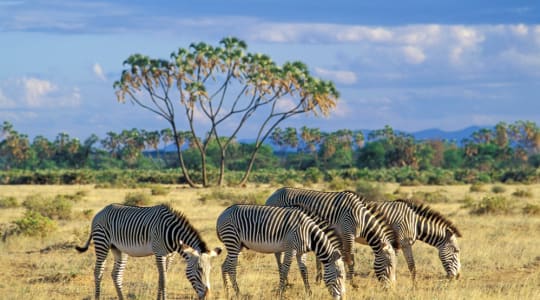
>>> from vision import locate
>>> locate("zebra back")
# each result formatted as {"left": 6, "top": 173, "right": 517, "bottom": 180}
{"left": 394, "top": 199, "right": 462, "bottom": 237}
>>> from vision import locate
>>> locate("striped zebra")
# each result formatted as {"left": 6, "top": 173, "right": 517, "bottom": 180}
{"left": 76, "top": 203, "right": 222, "bottom": 300}
{"left": 365, "top": 199, "right": 462, "bottom": 280}
{"left": 216, "top": 204, "right": 346, "bottom": 299}
{"left": 265, "top": 187, "right": 399, "bottom": 284}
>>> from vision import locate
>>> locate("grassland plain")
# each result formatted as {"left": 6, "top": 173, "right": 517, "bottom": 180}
{"left": 0, "top": 183, "right": 539, "bottom": 300}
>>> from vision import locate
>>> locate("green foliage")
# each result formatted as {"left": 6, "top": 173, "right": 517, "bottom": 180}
{"left": 467, "top": 195, "right": 514, "bottom": 215}
{"left": 303, "top": 167, "right": 323, "bottom": 184}
{"left": 13, "top": 211, "right": 57, "bottom": 237}
{"left": 0, "top": 196, "right": 18, "bottom": 208}
{"left": 22, "top": 194, "right": 73, "bottom": 220}
{"left": 491, "top": 185, "right": 507, "bottom": 194}
{"left": 512, "top": 188, "right": 533, "bottom": 198}
{"left": 123, "top": 192, "right": 152, "bottom": 206}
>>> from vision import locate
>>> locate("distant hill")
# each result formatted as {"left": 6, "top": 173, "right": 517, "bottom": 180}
{"left": 155, "top": 126, "right": 486, "bottom": 152}
{"left": 409, "top": 126, "right": 485, "bottom": 142}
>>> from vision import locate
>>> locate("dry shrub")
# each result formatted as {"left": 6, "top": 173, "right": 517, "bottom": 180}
{"left": 150, "top": 185, "right": 171, "bottom": 196}
{"left": 491, "top": 185, "right": 507, "bottom": 194}
{"left": 512, "top": 188, "right": 533, "bottom": 198}
{"left": 411, "top": 190, "right": 450, "bottom": 203}
{"left": 469, "top": 195, "right": 514, "bottom": 215}
{"left": 123, "top": 192, "right": 152, "bottom": 206}
{"left": 469, "top": 183, "right": 486, "bottom": 192}
{"left": 22, "top": 194, "right": 73, "bottom": 220}
{"left": 0, "top": 196, "right": 18, "bottom": 208}
{"left": 199, "top": 189, "right": 269, "bottom": 206}
{"left": 522, "top": 203, "right": 540, "bottom": 215}
{"left": 13, "top": 211, "right": 57, "bottom": 237}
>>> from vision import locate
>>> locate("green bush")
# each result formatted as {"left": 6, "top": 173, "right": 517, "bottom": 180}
{"left": 123, "top": 192, "right": 152, "bottom": 206}
{"left": 512, "top": 189, "right": 533, "bottom": 198}
{"left": 22, "top": 195, "right": 73, "bottom": 220}
{"left": 303, "top": 167, "right": 323, "bottom": 184}
{"left": 491, "top": 185, "right": 507, "bottom": 194}
{"left": 13, "top": 211, "right": 57, "bottom": 237}
{"left": 0, "top": 196, "right": 18, "bottom": 208}
{"left": 469, "top": 195, "right": 513, "bottom": 215}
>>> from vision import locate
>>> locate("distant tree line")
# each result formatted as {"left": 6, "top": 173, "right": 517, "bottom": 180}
{"left": 0, "top": 120, "right": 539, "bottom": 184}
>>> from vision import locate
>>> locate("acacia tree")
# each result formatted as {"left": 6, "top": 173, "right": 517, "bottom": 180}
{"left": 114, "top": 37, "right": 338, "bottom": 187}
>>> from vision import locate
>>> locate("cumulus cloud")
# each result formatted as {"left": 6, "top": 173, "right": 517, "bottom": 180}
{"left": 450, "top": 26, "right": 485, "bottom": 65}
{"left": 314, "top": 67, "right": 357, "bottom": 84}
{"left": 0, "top": 77, "right": 81, "bottom": 108}
{"left": 93, "top": 63, "right": 107, "bottom": 81}
{"left": 402, "top": 46, "right": 426, "bottom": 64}
{"left": 22, "top": 77, "right": 58, "bottom": 107}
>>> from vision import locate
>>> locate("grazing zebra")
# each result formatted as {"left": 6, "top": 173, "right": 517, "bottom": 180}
{"left": 76, "top": 203, "right": 222, "bottom": 300}
{"left": 265, "top": 187, "right": 399, "bottom": 285}
{"left": 365, "top": 199, "right": 462, "bottom": 280}
{"left": 216, "top": 204, "right": 346, "bottom": 299}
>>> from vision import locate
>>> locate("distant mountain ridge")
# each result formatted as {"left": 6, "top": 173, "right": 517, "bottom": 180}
{"left": 158, "top": 126, "right": 487, "bottom": 152}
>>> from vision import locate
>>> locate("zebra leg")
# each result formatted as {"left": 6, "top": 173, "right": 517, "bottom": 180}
{"left": 296, "top": 253, "right": 312, "bottom": 295}
{"left": 111, "top": 248, "right": 128, "bottom": 300}
{"left": 402, "top": 242, "right": 417, "bottom": 282}
{"left": 155, "top": 255, "right": 168, "bottom": 300}
{"left": 222, "top": 253, "right": 240, "bottom": 299}
{"left": 278, "top": 251, "right": 294, "bottom": 298}
{"left": 343, "top": 233, "right": 355, "bottom": 280}
{"left": 93, "top": 239, "right": 109, "bottom": 300}
{"left": 165, "top": 252, "right": 176, "bottom": 273}
{"left": 315, "top": 258, "right": 323, "bottom": 284}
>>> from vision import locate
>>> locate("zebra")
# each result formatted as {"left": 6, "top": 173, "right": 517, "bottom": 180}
{"left": 265, "top": 187, "right": 399, "bottom": 285}
{"left": 216, "top": 204, "right": 346, "bottom": 299}
{"left": 76, "top": 203, "right": 222, "bottom": 300}
{"left": 364, "top": 198, "right": 462, "bottom": 280}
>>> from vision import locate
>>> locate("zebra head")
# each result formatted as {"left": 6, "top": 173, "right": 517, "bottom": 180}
{"left": 183, "top": 246, "right": 222, "bottom": 299}
{"left": 323, "top": 250, "right": 346, "bottom": 300}
{"left": 373, "top": 240, "right": 397, "bottom": 286}
{"left": 439, "top": 229, "right": 461, "bottom": 279}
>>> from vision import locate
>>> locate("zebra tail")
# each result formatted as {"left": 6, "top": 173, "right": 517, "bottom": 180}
{"left": 75, "top": 232, "right": 92, "bottom": 253}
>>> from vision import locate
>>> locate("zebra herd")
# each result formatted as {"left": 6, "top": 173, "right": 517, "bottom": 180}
{"left": 76, "top": 187, "right": 462, "bottom": 299}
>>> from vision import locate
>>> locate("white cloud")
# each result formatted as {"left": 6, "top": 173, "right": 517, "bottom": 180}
{"left": 22, "top": 77, "right": 58, "bottom": 107}
{"left": 93, "top": 63, "right": 107, "bottom": 81}
{"left": 450, "top": 26, "right": 485, "bottom": 65}
{"left": 314, "top": 67, "right": 357, "bottom": 84}
{"left": 402, "top": 46, "right": 426, "bottom": 64}
{"left": 510, "top": 24, "right": 528, "bottom": 36}
{"left": 0, "top": 88, "right": 16, "bottom": 108}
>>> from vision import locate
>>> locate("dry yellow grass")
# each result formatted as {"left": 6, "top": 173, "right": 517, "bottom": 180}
{"left": 0, "top": 183, "right": 539, "bottom": 299}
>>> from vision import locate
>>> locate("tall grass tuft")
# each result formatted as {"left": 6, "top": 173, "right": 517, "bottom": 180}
{"left": 468, "top": 195, "right": 514, "bottom": 215}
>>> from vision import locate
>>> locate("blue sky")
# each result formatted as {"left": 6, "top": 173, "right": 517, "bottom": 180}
{"left": 1, "top": 0, "right": 539, "bottom": 140}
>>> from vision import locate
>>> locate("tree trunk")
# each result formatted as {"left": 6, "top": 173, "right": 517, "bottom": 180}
{"left": 171, "top": 125, "right": 197, "bottom": 188}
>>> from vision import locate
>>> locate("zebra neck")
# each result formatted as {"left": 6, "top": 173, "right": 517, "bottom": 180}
{"left": 416, "top": 219, "right": 446, "bottom": 247}
{"left": 309, "top": 226, "right": 335, "bottom": 264}
{"left": 356, "top": 206, "right": 392, "bottom": 250}
{"left": 164, "top": 218, "right": 207, "bottom": 253}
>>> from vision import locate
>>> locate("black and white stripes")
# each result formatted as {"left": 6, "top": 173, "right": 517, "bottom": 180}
{"left": 76, "top": 203, "right": 221, "bottom": 300}
{"left": 265, "top": 187, "right": 400, "bottom": 285}
{"left": 216, "top": 204, "right": 346, "bottom": 299}
{"left": 367, "top": 199, "right": 462, "bottom": 280}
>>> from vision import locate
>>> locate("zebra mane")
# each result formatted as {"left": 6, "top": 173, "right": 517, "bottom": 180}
{"left": 288, "top": 205, "right": 343, "bottom": 251}
{"left": 395, "top": 199, "right": 462, "bottom": 237}
{"left": 363, "top": 201, "right": 401, "bottom": 250}
{"left": 160, "top": 203, "right": 209, "bottom": 252}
